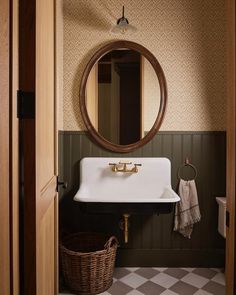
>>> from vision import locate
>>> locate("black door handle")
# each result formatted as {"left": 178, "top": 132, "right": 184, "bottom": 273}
{"left": 56, "top": 176, "right": 67, "bottom": 192}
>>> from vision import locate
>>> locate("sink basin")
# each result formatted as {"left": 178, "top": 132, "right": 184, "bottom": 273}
{"left": 74, "top": 157, "right": 180, "bottom": 203}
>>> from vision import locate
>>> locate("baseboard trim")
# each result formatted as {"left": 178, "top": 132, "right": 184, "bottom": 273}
{"left": 116, "top": 249, "right": 225, "bottom": 267}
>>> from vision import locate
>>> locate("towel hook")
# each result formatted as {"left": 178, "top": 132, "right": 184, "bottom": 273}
{"left": 177, "top": 158, "right": 197, "bottom": 180}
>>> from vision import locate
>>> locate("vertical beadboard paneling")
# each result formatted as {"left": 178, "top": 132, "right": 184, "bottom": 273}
{"left": 192, "top": 134, "right": 203, "bottom": 249}
{"left": 59, "top": 131, "right": 226, "bottom": 266}
{"left": 171, "top": 134, "right": 183, "bottom": 249}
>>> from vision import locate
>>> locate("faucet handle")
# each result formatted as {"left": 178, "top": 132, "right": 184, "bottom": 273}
{"left": 109, "top": 163, "right": 118, "bottom": 172}
{"left": 132, "top": 163, "right": 142, "bottom": 173}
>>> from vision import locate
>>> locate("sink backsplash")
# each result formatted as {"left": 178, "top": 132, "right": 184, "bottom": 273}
{"left": 58, "top": 130, "right": 226, "bottom": 267}
{"left": 74, "top": 157, "right": 180, "bottom": 203}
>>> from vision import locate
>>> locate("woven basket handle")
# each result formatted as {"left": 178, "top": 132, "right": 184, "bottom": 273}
{"left": 104, "top": 236, "right": 119, "bottom": 249}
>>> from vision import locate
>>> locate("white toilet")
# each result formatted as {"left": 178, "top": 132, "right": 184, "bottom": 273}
{"left": 216, "top": 197, "right": 227, "bottom": 238}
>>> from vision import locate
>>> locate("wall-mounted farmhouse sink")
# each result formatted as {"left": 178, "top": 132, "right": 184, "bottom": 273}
{"left": 74, "top": 157, "right": 180, "bottom": 204}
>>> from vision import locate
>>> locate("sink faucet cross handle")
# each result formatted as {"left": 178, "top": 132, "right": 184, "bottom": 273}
{"left": 109, "top": 162, "right": 118, "bottom": 172}
{"left": 133, "top": 163, "right": 142, "bottom": 173}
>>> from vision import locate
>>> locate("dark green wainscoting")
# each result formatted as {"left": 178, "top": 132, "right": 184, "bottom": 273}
{"left": 58, "top": 131, "right": 226, "bottom": 267}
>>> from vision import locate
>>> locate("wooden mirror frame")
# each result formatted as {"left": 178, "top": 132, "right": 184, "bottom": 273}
{"left": 80, "top": 40, "right": 167, "bottom": 153}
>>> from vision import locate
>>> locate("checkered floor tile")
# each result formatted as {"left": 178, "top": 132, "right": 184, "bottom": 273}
{"left": 59, "top": 267, "right": 225, "bottom": 295}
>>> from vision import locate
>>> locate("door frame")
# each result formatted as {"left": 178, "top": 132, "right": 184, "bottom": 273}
{"left": 0, "top": 0, "right": 20, "bottom": 294}
{"left": 11, "top": 0, "right": 20, "bottom": 294}
{"left": 225, "top": 0, "right": 236, "bottom": 293}
{"left": 0, "top": 0, "right": 11, "bottom": 293}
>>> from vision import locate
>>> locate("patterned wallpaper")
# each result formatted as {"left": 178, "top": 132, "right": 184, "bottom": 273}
{"left": 56, "top": 0, "right": 64, "bottom": 130}
{"left": 61, "top": 0, "right": 227, "bottom": 131}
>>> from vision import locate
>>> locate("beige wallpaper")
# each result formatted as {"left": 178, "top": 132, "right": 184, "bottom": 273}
{"left": 56, "top": 0, "right": 64, "bottom": 130}
{"left": 62, "top": 0, "right": 227, "bottom": 131}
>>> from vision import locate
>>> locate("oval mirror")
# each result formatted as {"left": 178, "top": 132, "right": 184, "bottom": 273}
{"left": 80, "top": 41, "right": 167, "bottom": 153}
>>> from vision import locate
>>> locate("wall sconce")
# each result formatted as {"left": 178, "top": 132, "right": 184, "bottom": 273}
{"left": 111, "top": 6, "right": 137, "bottom": 34}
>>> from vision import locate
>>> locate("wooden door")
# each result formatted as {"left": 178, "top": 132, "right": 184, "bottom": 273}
{"left": 19, "top": 0, "right": 57, "bottom": 294}
{"left": 225, "top": 0, "right": 235, "bottom": 293}
{"left": 0, "top": 0, "right": 10, "bottom": 294}
{"left": 35, "top": 0, "right": 57, "bottom": 293}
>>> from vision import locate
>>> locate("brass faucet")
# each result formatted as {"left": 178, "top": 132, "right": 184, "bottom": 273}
{"left": 109, "top": 163, "right": 118, "bottom": 172}
{"left": 131, "top": 163, "right": 142, "bottom": 173}
{"left": 119, "top": 161, "right": 132, "bottom": 172}
{"left": 109, "top": 162, "right": 142, "bottom": 173}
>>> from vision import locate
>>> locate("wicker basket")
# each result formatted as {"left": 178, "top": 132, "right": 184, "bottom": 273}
{"left": 60, "top": 232, "right": 119, "bottom": 295}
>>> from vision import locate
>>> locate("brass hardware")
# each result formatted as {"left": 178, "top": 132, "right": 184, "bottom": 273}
{"left": 132, "top": 163, "right": 142, "bottom": 173}
{"left": 109, "top": 163, "right": 118, "bottom": 172}
{"left": 177, "top": 157, "right": 197, "bottom": 180}
{"left": 109, "top": 162, "right": 142, "bottom": 173}
{"left": 119, "top": 161, "right": 132, "bottom": 172}
{"left": 119, "top": 213, "right": 130, "bottom": 243}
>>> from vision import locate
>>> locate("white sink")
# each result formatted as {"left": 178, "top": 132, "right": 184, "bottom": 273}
{"left": 74, "top": 157, "right": 180, "bottom": 203}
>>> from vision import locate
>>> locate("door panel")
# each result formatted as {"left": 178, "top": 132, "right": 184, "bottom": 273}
{"left": 37, "top": 177, "right": 56, "bottom": 222}
{"left": 37, "top": 200, "right": 55, "bottom": 295}
{"left": 35, "top": 0, "right": 57, "bottom": 294}
{"left": 36, "top": 0, "right": 55, "bottom": 191}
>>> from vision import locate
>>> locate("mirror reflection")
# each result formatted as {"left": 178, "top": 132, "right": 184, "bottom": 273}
{"left": 86, "top": 49, "right": 160, "bottom": 145}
